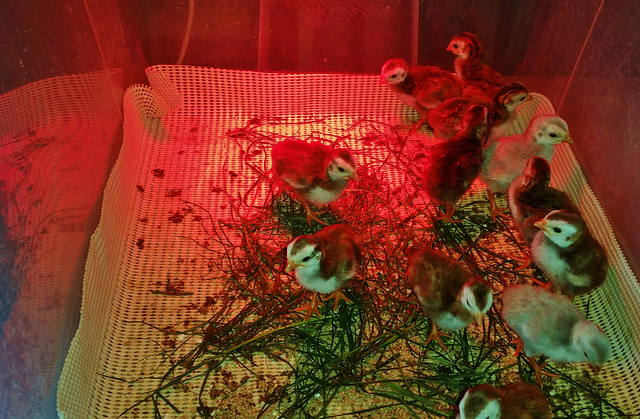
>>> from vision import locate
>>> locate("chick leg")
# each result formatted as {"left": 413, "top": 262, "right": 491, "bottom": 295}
{"left": 295, "top": 292, "right": 322, "bottom": 321}
{"left": 407, "top": 115, "right": 430, "bottom": 136}
{"left": 425, "top": 321, "right": 449, "bottom": 352}
{"left": 530, "top": 276, "right": 554, "bottom": 291}
{"left": 510, "top": 338, "right": 559, "bottom": 386}
{"left": 300, "top": 198, "right": 328, "bottom": 226}
{"left": 513, "top": 253, "right": 532, "bottom": 270}
{"left": 511, "top": 338, "right": 524, "bottom": 358}
{"left": 436, "top": 204, "right": 462, "bottom": 223}
{"left": 279, "top": 185, "right": 327, "bottom": 226}
{"left": 321, "top": 288, "right": 352, "bottom": 311}
{"left": 487, "top": 190, "right": 513, "bottom": 222}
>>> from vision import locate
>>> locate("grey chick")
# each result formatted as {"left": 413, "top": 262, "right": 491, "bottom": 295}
{"left": 502, "top": 283, "right": 611, "bottom": 386}
{"left": 531, "top": 210, "right": 609, "bottom": 298}
{"left": 480, "top": 114, "right": 573, "bottom": 220}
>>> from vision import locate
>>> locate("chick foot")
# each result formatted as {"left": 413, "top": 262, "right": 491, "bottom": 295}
{"left": 512, "top": 253, "right": 532, "bottom": 270}
{"left": 526, "top": 356, "right": 560, "bottom": 387}
{"left": 321, "top": 288, "right": 352, "bottom": 311}
{"left": 302, "top": 203, "right": 328, "bottom": 226}
{"left": 436, "top": 203, "right": 462, "bottom": 223}
{"left": 488, "top": 190, "right": 513, "bottom": 222}
{"left": 295, "top": 292, "right": 322, "bottom": 321}
{"left": 511, "top": 338, "right": 559, "bottom": 387}
{"left": 425, "top": 320, "right": 450, "bottom": 352}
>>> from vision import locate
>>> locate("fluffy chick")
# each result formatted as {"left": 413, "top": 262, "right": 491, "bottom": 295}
{"left": 407, "top": 248, "right": 493, "bottom": 351}
{"left": 488, "top": 82, "right": 531, "bottom": 140}
{"left": 447, "top": 32, "right": 504, "bottom": 98}
{"left": 458, "top": 382, "right": 551, "bottom": 419}
{"left": 286, "top": 224, "right": 362, "bottom": 320}
{"left": 427, "top": 94, "right": 494, "bottom": 140}
{"left": 502, "top": 283, "right": 611, "bottom": 385}
{"left": 508, "top": 156, "right": 579, "bottom": 246}
{"left": 423, "top": 104, "right": 488, "bottom": 222}
{"left": 272, "top": 140, "right": 359, "bottom": 225}
{"left": 481, "top": 115, "right": 573, "bottom": 220}
{"left": 380, "top": 58, "right": 462, "bottom": 133}
{"left": 428, "top": 82, "right": 529, "bottom": 141}
{"left": 531, "top": 210, "right": 609, "bottom": 298}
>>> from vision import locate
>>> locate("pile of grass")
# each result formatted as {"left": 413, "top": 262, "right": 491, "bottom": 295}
{"left": 125, "top": 117, "right": 624, "bottom": 418}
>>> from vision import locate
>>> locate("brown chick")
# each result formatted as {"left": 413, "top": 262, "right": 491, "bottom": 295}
{"left": 423, "top": 104, "right": 488, "bottom": 222}
{"left": 428, "top": 82, "right": 529, "bottom": 141}
{"left": 427, "top": 94, "right": 493, "bottom": 140}
{"left": 407, "top": 248, "right": 493, "bottom": 351}
{"left": 286, "top": 224, "right": 362, "bottom": 320}
{"left": 447, "top": 32, "right": 504, "bottom": 98}
{"left": 508, "top": 156, "right": 579, "bottom": 246}
{"left": 458, "top": 382, "right": 551, "bottom": 419}
{"left": 488, "top": 82, "right": 531, "bottom": 141}
{"left": 272, "top": 140, "right": 359, "bottom": 225}
{"left": 380, "top": 58, "right": 462, "bottom": 134}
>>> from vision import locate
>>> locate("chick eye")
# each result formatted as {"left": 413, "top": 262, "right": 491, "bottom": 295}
{"left": 584, "top": 351, "right": 589, "bottom": 359}
{"left": 553, "top": 227, "right": 562, "bottom": 233}
{"left": 338, "top": 167, "right": 346, "bottom": 172}
{"left": 549, "top": 133, "right": 558, "bottom": 138}
{"left": 453, "top": 43, "right": 458, "bottom": 48}
{"left": 302, "top": 256, "right": 310, "bottom": 262}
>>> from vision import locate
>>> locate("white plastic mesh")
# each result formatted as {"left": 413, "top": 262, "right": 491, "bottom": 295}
{"left": 0, "top": 69, "right": 123, "bottom": 417}
{"left": 57, "top": 65, "right": 640, "bottom": 418}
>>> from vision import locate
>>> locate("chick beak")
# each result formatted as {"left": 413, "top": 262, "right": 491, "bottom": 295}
{"left": 378, "top": 75, "right": 386, "bottom": 85}
{"left": 350, "top": 171, "right": 360, "bottom": 182}
{"left": 562, "top": 135, "right": 573, "bottom": 144}
{"left": 534, "top": 219, "right": 550, "bottom": 234}
{"left": 589, "top": 364, "right": 602, "bottom": 374}
{"left": 474, "top": 313, "right": 484, "bottom": 326}
{"left": 286, "top": 260, "right": 304, "bottom": 272}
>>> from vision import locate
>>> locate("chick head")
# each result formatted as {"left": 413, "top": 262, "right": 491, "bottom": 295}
{"left": 530, "top": 115, "right": 573, "bottom": 145}
{"left": 534, "top": 210, "right": 586, "bottom": 248}
{"left": 326, "top": 149, "right": 359, "bottom": 182}
{"left": 460, "top": 277, "right": 493, "bottom": 325}
{"left": 379, "top": 58, "right": 410, "bottom": 85}
{"left": 496, "top": 82, "right": 530, "bottom": 110}
{"left": 286, "top": 235, "right": 323, "bottom": 273}
{"left": 458, "top": 384, "right": 500, "bottom": 419}
{"left": 447, "top": 32, "right": 483, "bottom": 59}
{"left": 573, "top": 320, "right": 612, "bottom": 366}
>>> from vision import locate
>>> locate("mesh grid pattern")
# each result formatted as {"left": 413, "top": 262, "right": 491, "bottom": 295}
{"left": 57, "top": 65, "right": 640, "bottom": 417}
{"left": 0, "top": 70, "right": 123, "bottom": 417}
